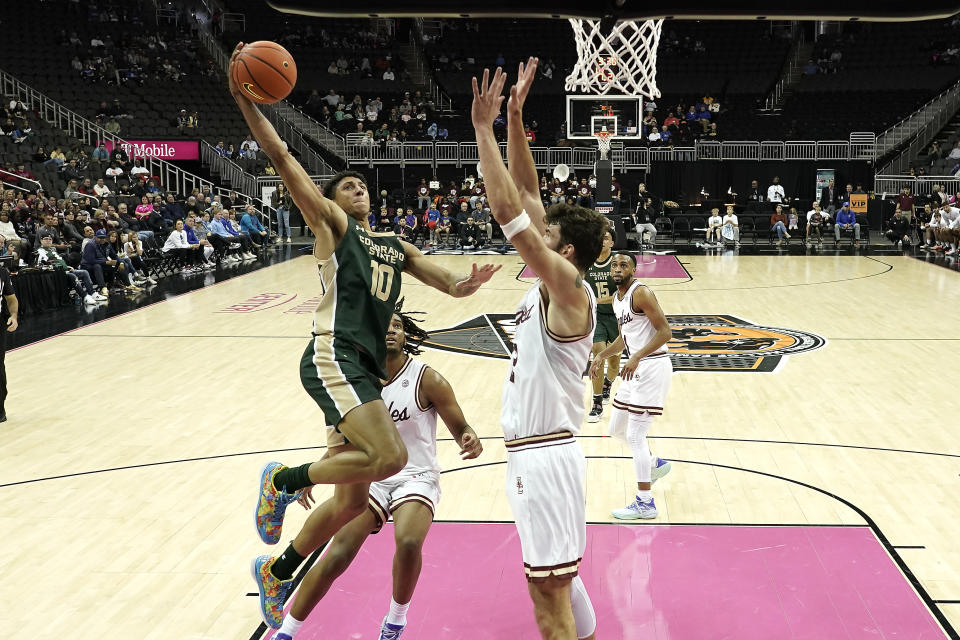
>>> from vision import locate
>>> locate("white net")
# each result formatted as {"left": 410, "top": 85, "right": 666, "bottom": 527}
{"left": 565, "top": 18, "right": 664, "bottom": 98}
{"left": 595, "top": 132, "right": 614, "bottom": 161}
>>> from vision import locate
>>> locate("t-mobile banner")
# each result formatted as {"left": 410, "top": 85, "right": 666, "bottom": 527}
{"left": 102, "top": 140, "right": 199, "bottom": 161}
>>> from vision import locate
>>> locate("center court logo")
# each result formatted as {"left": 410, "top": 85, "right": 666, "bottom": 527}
{"left": 423, "top": 314, "right": 825, "bottom": 373}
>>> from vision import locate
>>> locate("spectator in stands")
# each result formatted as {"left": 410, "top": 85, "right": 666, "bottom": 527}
{"left": 806, "top": 202, "right": 826, "bottom": 245}
{"left": 632, "top": 197, "right": 658, "bottom": 247}
{"left": 270, "top": 184, "right": 293, "bottom": 244}
{"left": 459, "top": 216, "right": 482, "bottom": 250}
{"left": 210, "top": 208, "right": 252, "bottom": 260}
{"left": 37, "top": 231, "right": 102, "bottom": 304}
{"left": 896, "top": 187, "right": 915, "bottom": 222}
{"left": 767, "top": 176, "right": 786, "bottom": 206}
{"left": 44, "top": 147, "right": 66, "bottom": 168}
{"left": 884, "top": 209, "right": 912, "bottom": 249}
{"left": 182, "top": 218, "right": 215, "bottom": 269}
{"left": 834, "top": 202, "right": 860, "bottom": 247}
{"left": 920, "top": 210, "right": 944, "bottom": 250}
{"left": 213, "top": 141, "right": 229, "bottom": 157}
{"left": 91, "top": 142, "right": 109, "bottom": 163}
{"left": 819, "top": 179, "right": 837, "bottom": 216}
{"left": 436, "top": 210, "right": 453, "bottom": 246}
{"left": 162, "top": 219, "right": 198, "bottom": 273}
{"left": 787, "top": 207, "right": 800, "bottom": 233}
{"left": 81, "top": 229, "right": 115, "bottom": 295}
{"left": 107, "top": 230, "right": 145, "bottom": 288}
{"left": 745, "top": 179, "right": 764, "bottom": 213}
{"left": 122, "top": 232, "right": 157, "bottom": 282}
{"left": 770, "top": 205, "right": 791, "bottom": 245}
{"left": 706, "top": 207, "right": 723, "bottom": 244}
{"left": 375, "top": 206, "right": 393, "bottom": 232}
{"left": 573, "top": 178, "right": 591, "bottom": 208}
{"left": 240, "top": 135, "right": 260, "bottom": 159}
{"left": 130, "top": 160, "right": 149, "bottom": 180}
{"left": 722, "top": 205, "right": 740, "bottom": 247}
{"left": 240, "top": 204, "right": 270, "bottom": 248}
{"left": 93, "top": 178, "right": 112, "bottom": 199}
{"left": 948, "top": 141, "right": 960, "bottom": 161}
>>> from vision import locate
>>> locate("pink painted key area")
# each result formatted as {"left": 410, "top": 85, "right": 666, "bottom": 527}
{"left": 520, "top": 255, "right": 688, "bottom": 280}
{"left": 267, "top": 524, "right": 948, "bottom": 640}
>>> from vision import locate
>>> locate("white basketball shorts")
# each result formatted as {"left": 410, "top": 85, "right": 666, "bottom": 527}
{"left": 367, "top": 469, "right": 441, "bottom": 534}
{"left": 609, "top": 353, "right": 672, "bottom": 439}
{"left": 505, "top": 432, "right": 587, "bottom": 582}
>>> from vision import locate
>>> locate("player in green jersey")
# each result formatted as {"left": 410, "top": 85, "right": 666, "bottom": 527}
{"left": 227, "top": 43, "right": 500, "bottom": 627}
{"left": 584, "top": 225, "right": 620, "bottom": 422}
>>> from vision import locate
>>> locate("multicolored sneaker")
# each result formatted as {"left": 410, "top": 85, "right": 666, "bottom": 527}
{"left": 379, "top": 616, "right": 406, "bottom": 640}
{"left": 251, "top": 555, "right": 294, "bottom": 629}
{"left": 612, "top": 496, "right": 658, "bottom": 520}
{"left": 274, "top": 634, "right": 293, "bottom": 640}
{"left": 650, "top": 457, "right": 672, "bottom": 484}
{"left": 255, "top": 461, "right": 302, "bottom": 545}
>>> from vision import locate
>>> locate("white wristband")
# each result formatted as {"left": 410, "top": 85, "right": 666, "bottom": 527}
{"left": 501, "top": 210, "right": 531, "bottom": 241}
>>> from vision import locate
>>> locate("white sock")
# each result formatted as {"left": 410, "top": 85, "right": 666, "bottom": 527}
{"left": 386, "top": 597, "right": 410, "bottom": 626}
{"left": 637, "top": 489, "right": 653, "bottom": 503}
{"left": 277, "top": 613, "right": 303, "bottom": 638}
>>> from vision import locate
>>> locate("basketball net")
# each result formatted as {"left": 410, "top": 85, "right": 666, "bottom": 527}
{"left": 595, "top": 129, "right": 614, "bottom": 161}
{"left": 565, "top": 18, "right": 664, "bottom": 98}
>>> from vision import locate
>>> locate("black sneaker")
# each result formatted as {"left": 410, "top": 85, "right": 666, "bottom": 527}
{"left": 586, "top": 404, "right": 602, "bottom": 423}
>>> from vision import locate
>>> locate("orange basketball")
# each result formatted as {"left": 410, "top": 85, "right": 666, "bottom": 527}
{"left": 232, "top": 41, "right": 297, "bottom": 104}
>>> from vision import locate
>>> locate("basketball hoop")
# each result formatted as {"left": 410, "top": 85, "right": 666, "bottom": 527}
{"left": 566, "top": 18, "right": 663, "bottom": 98}
{"left": 595, "top": 129, "right": 614, "bottom": 161}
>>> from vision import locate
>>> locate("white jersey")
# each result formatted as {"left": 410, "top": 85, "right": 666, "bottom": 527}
{"left": 382, "top": 357, "right": 439, "bottom": 474}
{"left": 612, "top": 280, "right": 668, "bottom": 359}
{"left": 500, "top": 281, "right": 596, "bottom": 440}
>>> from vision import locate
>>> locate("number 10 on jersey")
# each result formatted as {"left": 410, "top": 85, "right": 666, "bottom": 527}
{"left": 370, "top": 261, "right": 394, "bottom": 301}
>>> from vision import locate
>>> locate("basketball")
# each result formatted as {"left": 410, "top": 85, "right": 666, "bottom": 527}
{"left": 231, "top": 41, "right": 297, "bottom": 104}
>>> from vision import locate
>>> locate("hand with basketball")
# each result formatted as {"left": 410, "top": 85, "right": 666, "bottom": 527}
{"left": 471, "top": 67, "right": 507, "bottom": 129}
{"left": 228, "top": 41, "right": 297, "bottom": 105}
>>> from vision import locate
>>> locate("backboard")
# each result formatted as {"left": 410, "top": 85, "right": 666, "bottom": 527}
{"left": 566, "top": 95, "right": 642, "bottom": 140}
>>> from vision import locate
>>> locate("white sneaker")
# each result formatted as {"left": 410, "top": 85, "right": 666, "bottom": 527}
{"left": 146, "top": 276, "right": 158, "bottom": 284}
{"left": 92, "top": 292, "right": 108, "bottom": 302}
{"left": 243, "top": 252, "right": 256, "bottom": 260}
{"left": 285, "top": 237, "right": 292, "bottom": 244}
{"left": 612, "top": 497, "right": 658, "bottom": 520}
{"left": 83, "top": 294, "right": 97, "bottom": 305}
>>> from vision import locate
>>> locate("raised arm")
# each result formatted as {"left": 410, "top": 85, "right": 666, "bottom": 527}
{"left": 472, "top": 68, "right": 582, "bottom": 307}
{"left": 506, "top": 57, "right": 546, "bottom": 235}
{"left": 227, "top": 43, "right": 346, "bottom": 238}
{"left": 421, "top": 368, "right": 482, "bottom": 460}
{"left": 400, "top": 240, "right": 500, "bottom": 298}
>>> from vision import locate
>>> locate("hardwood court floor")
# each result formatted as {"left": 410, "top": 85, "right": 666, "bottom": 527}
{"left": 1, "top": 253, "right": 958, "bottom": 639}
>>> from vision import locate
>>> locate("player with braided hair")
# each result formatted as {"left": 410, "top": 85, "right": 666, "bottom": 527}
{"left": 261, "top": 303, "right": 482, "bottom": 640}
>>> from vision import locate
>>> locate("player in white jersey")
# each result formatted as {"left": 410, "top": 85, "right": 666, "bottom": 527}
{"left": 592, "top": 252, "right": 674, "bottom": 520}
{"left": 260, "top": 306, "right": 482, "bottom": 640}
{"left": 473, "top": 60, "right": 604, "bottom": 640}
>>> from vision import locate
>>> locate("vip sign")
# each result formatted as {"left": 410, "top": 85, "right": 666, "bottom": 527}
{"left": 849, "top": 193, "right": 868, "bottom": 214}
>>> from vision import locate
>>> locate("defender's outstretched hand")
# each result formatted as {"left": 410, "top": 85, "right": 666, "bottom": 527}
{"left": 471, "top": 67, "right": 507, "bottom": 129}
{"left": 454, "top": 263, "right": 502, "bottom": 295}
{"left": 508, "top": 57, "right": 539, "bottom": 117}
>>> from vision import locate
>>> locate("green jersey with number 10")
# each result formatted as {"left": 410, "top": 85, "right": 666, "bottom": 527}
{"left": 314, "top": 218, "right": 407, "bottom": 377}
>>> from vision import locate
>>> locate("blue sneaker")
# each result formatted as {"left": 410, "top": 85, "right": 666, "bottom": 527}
{"left": 651, "top": 457, "right": 672, "bottom": 484}
{"left": 379, "top": 616, "right": 406, "bottom": 639}
{"left": 612, "top": 496, "right": 658, "bottom": 520}
{"left": 254, "top": 461, "right": 302, "bottom": 545}
{"left": 274, "top": 635, "right": 293, "bottom": 640}
{"left": 251, "top": 555, "right": 294, "bottom": 629}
